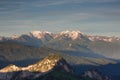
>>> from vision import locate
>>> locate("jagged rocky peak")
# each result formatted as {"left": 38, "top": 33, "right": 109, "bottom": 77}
{"left": 27, "top": 54, "right": 62, "bottom": 72}
{"left": 58, "top": 30, "right": 85, "bottom": 40}
{"left": 0, "top": 54, "right": 73, "bottom": 80}
{"left": 27, "top": 54, "right": 72, "bottom": 73}
{"left": 0, "top": 64, "right": 21, "bottom": 72}
{"left": 0, "top": 54, "right": 112, "bottom": 80}
{"left": 29, "top": 31, "right": 52, "bottom": 37}
{"left": 0, "top": 54, "right": 72, "bottom": 73}
{"left": 28, "top": 31, "right": 54, "bottom": 41}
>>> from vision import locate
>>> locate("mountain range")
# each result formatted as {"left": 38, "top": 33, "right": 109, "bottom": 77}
{"left": 0, "top": 30, "right": 120, "bottom": 80}
{"left": 0, "top": 30, "right": 120, "bottom": 59}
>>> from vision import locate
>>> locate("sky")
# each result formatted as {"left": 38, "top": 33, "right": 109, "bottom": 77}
{"left": 0, "top": 0, "right": 120, "bottom": 37}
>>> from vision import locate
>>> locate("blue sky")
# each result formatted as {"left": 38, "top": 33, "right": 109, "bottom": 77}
{"left": 0, "top": 0, "right": 120, "bottom": 37}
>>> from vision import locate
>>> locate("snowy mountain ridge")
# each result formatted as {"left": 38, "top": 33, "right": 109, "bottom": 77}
{"left": 0, "top": 30, "right": 119, "bottom": 42}
{"left": 28, "top": 31, "right": 53, "bottom": 39}
{"left": 88, "top": 35, "right": 120, "bottom": 42}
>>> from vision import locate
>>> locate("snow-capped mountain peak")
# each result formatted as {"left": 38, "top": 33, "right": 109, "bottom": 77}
{"left": 29, "top": 31, "right": 53, "bottom": 39}
{"left": 59, "top": 30, "right": 84, "bottom": 40}
{"left": 60, "top": 30, "right": 83, "bottom": 34}
{"left": 10, "top": 35, "right": 19, "bottom": 39}
{"left": 30, "top": 31, "right": 52, "bottom": 34}
{"left": 0, "top": 30, "right": 120, "bottom": 45}
{"left": 88, "top": 36, "right": 120, "bottom": 42}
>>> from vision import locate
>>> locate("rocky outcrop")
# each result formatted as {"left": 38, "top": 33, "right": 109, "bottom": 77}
{"left": 82, "top": 69, "right": 111, "bottom": 80}
{"left": 0, "top": 64, "right": 21, "bottom": 72}
{"left": 0, "top": 54, "right": 73, "bottom": 80}
{"left": 0, "top": 54, "right": 112, "bottom": 80}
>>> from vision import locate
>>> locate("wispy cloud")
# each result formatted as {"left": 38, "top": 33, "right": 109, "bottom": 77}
{"left": 83, "top": 0, "right": 119, "bottom": 3}
{"left": 0, "top": 0, "right": 119, "bottom": 13}
{"left": 0, "top": 0, "right": 31, "bottom": 13}
{"left": 0, "top": 1, "right": 23, "bottom": 9}
{"left": 32, "top": 0, "right": 120, "bottom": 7}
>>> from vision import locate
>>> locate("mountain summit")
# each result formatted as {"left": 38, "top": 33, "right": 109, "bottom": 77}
{"left": 0, "top": 54, "right": 73, "bottom": 80}
{"left": 0, "top": 54, "right": 72, "bottom": 73}
{"left": 29, "top": 31, "right": 54, "bottom": 41}
{"left": 26, "top": 54, "right": 72, "bottom": 73}
{"left": 58, "top": 30, "right": 84, "bottom": 40}
{"left": 0, "top": 54, "right": 111, "bottom": 80}
{"left": 0, "top": 64, "right": 20, "bottom": 72}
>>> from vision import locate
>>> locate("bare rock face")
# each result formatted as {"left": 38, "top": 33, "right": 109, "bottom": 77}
{"left": 27, "top": 54, "right": 63, "bottom": 72}
{"left": 0, "top": 64, "right": 21, "bottom": 72}
{"left": 0, "top": 54, "right": 73, "bottom": 80}
{"left": 24, "top": 54, "right": 73, "bottom": 73}
{"left": 82, "top": 69, "right": 111, "bottom": 80}
{"left": 0, "top": 54, "right": 112, "bottom": 80}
